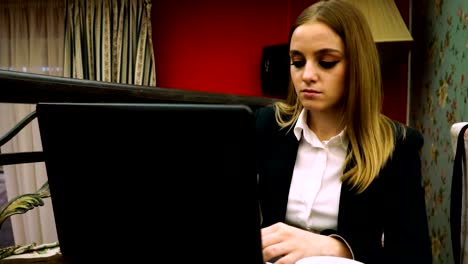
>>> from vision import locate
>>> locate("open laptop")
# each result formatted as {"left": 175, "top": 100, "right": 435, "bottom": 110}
{"left": 36, "top": 102, "right": 263, "bottom": 264}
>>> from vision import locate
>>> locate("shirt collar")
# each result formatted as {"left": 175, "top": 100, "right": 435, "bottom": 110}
{"left": 293, "top": 109, "right": 348, "bottom": 149}
{"left": 293, "top": 109, "right": 308, "bottom": 141}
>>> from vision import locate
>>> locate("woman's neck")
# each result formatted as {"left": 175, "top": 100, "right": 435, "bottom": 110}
{"left": 306, "top": 110, "right": 344, "bottom": 141}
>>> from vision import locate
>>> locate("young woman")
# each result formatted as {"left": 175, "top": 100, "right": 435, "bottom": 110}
{"left": 255, "top": 0, "right": 432, "bottom": 263}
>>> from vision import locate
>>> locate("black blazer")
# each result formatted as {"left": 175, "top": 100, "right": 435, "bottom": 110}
{"left": 255, "top": 105, "right": 432, "bottom": 264}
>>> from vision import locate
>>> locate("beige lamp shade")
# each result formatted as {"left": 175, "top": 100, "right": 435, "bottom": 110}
{"left": 345, "top": 0, "right": 413, "bottom": 43}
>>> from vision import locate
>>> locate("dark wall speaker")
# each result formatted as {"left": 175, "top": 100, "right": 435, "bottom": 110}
{"left": 260, "top": 44, "right": 290, "bottom": 98}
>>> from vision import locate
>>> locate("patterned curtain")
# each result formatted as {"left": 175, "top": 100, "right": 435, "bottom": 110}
{"left": 64, "top": 0, "right": 156, "bottom": 86}
{"left": 0, "top": 0, "right": 65, "bottom": 246}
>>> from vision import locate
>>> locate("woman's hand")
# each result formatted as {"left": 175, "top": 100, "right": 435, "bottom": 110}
{"left": 261, "top": 222, "right": 351, "bottom": 264}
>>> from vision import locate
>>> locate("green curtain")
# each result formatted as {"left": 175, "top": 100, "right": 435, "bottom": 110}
{"left": 64, "top": 0, "right": 156, "bottom": 86}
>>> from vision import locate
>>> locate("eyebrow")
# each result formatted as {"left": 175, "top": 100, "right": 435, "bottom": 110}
{"left": 290, "top": 48, "right": 344, "bottom": 57}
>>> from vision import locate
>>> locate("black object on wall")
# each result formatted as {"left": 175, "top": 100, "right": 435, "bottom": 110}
{"left": 260, "top": 44, "right": 289, "bottom": 98}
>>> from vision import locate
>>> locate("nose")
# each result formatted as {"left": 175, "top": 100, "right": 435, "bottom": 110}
{"left": 302, "top": 61, "right": 318, "bottom": 83}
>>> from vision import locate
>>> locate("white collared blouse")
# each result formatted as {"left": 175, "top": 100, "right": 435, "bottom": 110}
{"left": 286, "top": 109, "right": 349, "bottom": 232}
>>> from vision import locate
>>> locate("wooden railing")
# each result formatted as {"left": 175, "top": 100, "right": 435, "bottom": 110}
{"left": 0, "top": 70, "right": 278, "bottom": 107}
{"left": 0, "top": 69, "right": 280, "bottom": 166}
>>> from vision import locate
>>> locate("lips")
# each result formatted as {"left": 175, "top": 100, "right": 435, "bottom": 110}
{"left": 302, "top": 89, "right": 321, "bottom": 94}
{"left": 300, "top": 89, "right": 322, "bottom": 99}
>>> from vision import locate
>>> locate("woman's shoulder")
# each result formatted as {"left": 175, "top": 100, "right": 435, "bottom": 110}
{"left": 254, "top": 104, "right": 277, "bottom": 127}
{"left": 254, "top": 104, "right": 276, "bottom": 117}
{"left": 254, "top": 104, "right": 292, "bottom": 139}
{"left": 391, "top": 120, "right": 424, "bottom": 151}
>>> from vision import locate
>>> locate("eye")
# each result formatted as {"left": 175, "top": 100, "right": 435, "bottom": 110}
{"left": 291, "top": 60, "right": 306, "bottom": 68}
{"left": 319, "top": 61, "right": 339, "bottom": 69}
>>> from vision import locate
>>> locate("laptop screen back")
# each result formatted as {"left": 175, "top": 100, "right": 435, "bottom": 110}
{"left": 36, "top": 102, "right": 263, "bottom": 264}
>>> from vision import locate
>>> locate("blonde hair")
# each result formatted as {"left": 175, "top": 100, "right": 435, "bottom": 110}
{"left": 275, "top": 0, "right": 398, "bottom": 193}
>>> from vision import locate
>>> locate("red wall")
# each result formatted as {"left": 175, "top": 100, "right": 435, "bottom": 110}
{"left": 152, "top": 0, "right": 410, "bottom": 123}
{"left": 152, "top": 0, "right": 291, "bottom": 97}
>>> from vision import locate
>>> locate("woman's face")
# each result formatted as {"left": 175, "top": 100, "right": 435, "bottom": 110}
{"left": 290, "top": 21, "right": 347, "bottom": 115}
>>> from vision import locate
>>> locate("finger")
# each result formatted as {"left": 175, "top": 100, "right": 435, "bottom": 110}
{"left": 273, "top": 253, "right": 302, "bottom": 264}
{"left": 261, "top": 222, "right": 283, "bottom": 236}
{"left": 261, "top": 223, "right": 287, "bottom": 248}
{"left": 263, "top": 242, "right": 288, "bottom": 263}
{"left": 261, "top": 229, "right": 283, "bottom": 248}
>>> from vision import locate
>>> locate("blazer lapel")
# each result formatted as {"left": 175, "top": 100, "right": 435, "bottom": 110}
{"left": 260, "top": 127, "right": 299, "bottom": 226}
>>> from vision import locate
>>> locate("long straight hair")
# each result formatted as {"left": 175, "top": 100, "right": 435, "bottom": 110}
{"left": 275, "top": 0, "right": 398, "bottom": 193}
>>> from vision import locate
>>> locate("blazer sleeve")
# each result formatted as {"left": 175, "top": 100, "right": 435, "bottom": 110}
{"left": 382, "top": 126, "right": 432, "bottom": 263}
{"left": 332, "top": 126, "right": 432, "bottom": 264}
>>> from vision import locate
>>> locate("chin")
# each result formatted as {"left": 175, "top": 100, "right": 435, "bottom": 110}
{"left": 300, "top": 100, "right": 342, "bottom": 114}
{"left": 301, "top": 102, "right": 326, "bottom": 112}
